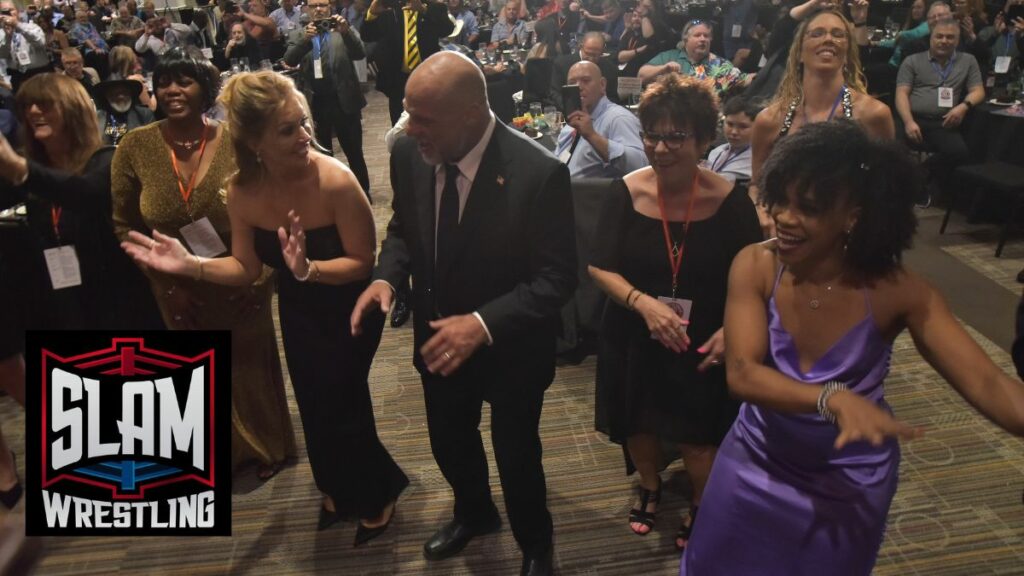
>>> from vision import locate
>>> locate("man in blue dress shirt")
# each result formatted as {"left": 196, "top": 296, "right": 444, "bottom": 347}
{"left": 554, "top": 60, "right": 647, "bottom": 179}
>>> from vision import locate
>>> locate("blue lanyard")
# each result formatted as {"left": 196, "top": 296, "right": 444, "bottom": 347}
{"left": 1001, "top": 32, "right": 1013, "bottom": 57}
{"left": 711, "top": 145, "right": 749, "bottom": 173}
{"left": 312, "top": 32, "right": 329, "bottom": 61}
{"left": 930, "top": 54, "right": 955, "bottom": 86}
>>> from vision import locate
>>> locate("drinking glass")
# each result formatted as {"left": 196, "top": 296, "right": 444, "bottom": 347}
{"left": 543, "top": 105, "right": 558, "bottom": 132}
{"left": 259, "top": 59, "right": 273, "bottom": 71}
{"left": 230, "top": 58, "right": 241, "bottom": 74}
{"left": 485, "top": 46, "right": 496, "bottom": 64}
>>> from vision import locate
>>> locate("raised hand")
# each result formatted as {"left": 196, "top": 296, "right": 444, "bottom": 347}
{"left": 351, "top": 281, "right": 394, "bottom": 335}
{"left": 277, "top": 209, "right": 311, "bottom": 280}
{"left": 122, "top": 229, "right": 198, "bottom": 277}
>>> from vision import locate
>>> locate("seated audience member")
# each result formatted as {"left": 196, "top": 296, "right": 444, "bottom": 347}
{"left": 901, "top": 0, "right": 991, "bottom": 69}
{"left": 224, "top": 21, "right": 263, "bottom": 65}
{"left": 60, "top": 46, "right": 99, "bottom": 90}
{"left": 69, "top": 9, "right": 109, "bottom": 58}
{"left": 37, "top": 14, "right": 69, "bottom": 63}
{"left": 617, "top": 0, "right": 675, "bottom": 77}
{"left": 554, "top": 60, "right": 647, "bottom": 178}
{"left": 895, "top": 16, "right": 984, "bottom": 203}
{"left": 555, "top": 31, "right": 620, "bottom": 105}
{"left": 706, "top": 96, "right": 758, "bottom": 183}
{"left": 639, "top": 20, "right": 752, "bottom": 96}
{"left": 447, "top": 0, "right": 479, "bottom": 46}
{"left": 107, "top": 44, "right": 153, "bottom": 108}
{"left": 491, "top": 0, "right": 528, "bottom": 46}
{"left": 269, "top": 0, "right": 301, "bottom": 37}
{"left": 95, "top": 77, "right": 154, "bottom": 145}
{"left": 580, "top": 0, "right": 625, "bottom": 49}
{"left": 0, "top": 1, "right": 52, "bottom": 90}
{"left": 107, "top": 1, "right": 144, "bottom": 45}
{"left": 135, "top": 16, "right": 168, "bottom": 56}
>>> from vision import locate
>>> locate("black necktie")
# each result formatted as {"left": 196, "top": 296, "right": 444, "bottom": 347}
{"left": 436, "top": 163, "right": 460, "bottom": 277}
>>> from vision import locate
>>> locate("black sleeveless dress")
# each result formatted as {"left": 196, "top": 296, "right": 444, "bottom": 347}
{"left": 253, "top": 225, "right": 408, "bottom": 518}
{"left": 592, "top": 181, "right": 762, "bottom": 449}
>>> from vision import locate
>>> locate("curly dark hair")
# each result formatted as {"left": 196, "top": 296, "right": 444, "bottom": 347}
{"left": 638, "top": 73, "right": 719, "bottom": 147}
{"left": 759, "top": 120, "right": 921, "bottom": 279}
{"left": 152, "top": 47, "right": 221, "bottom": 114}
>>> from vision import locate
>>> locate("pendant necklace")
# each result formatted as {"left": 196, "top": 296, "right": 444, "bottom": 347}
{"left": 808, "top": 284, "right": 832, "bottom": 310}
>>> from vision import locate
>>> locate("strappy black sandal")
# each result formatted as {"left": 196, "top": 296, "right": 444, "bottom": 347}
{"left": 675, "top": 504, "right": 699, "bottom": 551}
{"left": 628, "top": 478, "right": 662, "bottom": 535}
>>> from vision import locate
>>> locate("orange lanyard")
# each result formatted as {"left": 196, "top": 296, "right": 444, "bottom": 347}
{"left": 50, "top": 204, "right": 62, "bottom": 242}
{"left": 656, "top": 173, "right": 698, "bottom": 298}
{"left": 168, "top": 122, "right": 210, "bottom": 215}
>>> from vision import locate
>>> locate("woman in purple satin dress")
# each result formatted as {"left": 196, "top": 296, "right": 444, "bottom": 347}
{"left": 681, "top": 120, "right": 1024, "bottom": 575}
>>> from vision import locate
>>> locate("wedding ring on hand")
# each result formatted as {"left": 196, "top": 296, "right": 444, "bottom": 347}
{"left": 709, "top": 358, "right": 722, "bottom": 365}
{"left": 443, "top": 351, "right": 453, "bottom": 360}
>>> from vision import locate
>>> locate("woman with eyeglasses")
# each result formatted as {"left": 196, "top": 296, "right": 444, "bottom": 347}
{"left": 589, "top": 73, "right": 762, "bottom": 551}
{"left": 748, "top": 8, "right": 893, "bottom": 235}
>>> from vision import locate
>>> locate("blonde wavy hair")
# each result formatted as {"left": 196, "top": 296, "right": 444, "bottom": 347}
{"left": 218, "top": 71, "right": 313, "bottom": 186}
{"left": 772, "top": 9, "right": 867, "bottom": 110}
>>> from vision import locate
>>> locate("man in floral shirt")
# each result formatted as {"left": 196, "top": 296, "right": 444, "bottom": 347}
{"left": 638, "top": 20, "right": 752, "bottom": 96}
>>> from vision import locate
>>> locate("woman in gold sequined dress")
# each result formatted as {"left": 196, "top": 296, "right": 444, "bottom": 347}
{"left": 111, "top": 48, "right": 296, "bottom": 479}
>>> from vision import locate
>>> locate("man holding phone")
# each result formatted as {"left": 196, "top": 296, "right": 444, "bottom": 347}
{"left": 0, "top": 1, "right": 49, "bottom": 91}
{"left": 554, "top": 60, "right": 646, "bottom": 178}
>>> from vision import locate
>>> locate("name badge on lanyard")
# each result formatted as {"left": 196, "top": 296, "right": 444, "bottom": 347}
{"left": 44, "top": 246, "right": 82, "bottom": 290}
{"left": 937, "top": 86, "right": 954, "bottom": 108}
{"left": 995, "top": 56, "right": 1011, "bottom": 74}
{"left": 15, "top": 36, "right": 30, "bottom": 67}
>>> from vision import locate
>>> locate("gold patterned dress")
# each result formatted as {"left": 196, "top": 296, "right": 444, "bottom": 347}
{"left": 111, "top": 121, "right": 297, "bottom": 473}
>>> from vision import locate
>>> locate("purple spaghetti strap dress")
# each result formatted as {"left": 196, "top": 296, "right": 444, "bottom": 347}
{"left": 681, "top": 267, "right": 899, "bottom": 576}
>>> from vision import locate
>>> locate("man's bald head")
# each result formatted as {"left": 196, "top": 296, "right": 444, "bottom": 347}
{"left": 568, "top": 60, "right": 602, "bottom": 82}
{"left": 568, "top": 60, "right": 606, "bottom": 111}
{"left": 404, "top": 52, "right": 493, "bottom": 165}
{"left": 407, "top": 51, "right": 489, "bottom": 114}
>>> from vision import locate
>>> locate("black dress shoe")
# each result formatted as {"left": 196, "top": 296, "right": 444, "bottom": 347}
{"left": 423, "top": 516, "right": 501, "bottom": 561}
{"left": 520, "top": 547, "right": 553, "bottom": 576}
{"left": 390, "top": 292, "right": 410, "bottom": 328}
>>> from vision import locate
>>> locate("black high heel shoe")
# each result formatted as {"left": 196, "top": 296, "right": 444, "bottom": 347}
{"left": 353, "top": 502, "right": 397, "bottom": 547}
{"left": 675, "top": 505, "right": 699, "bottom": 552}
{"left": 628, "top": 477, "right": 662, "bottom": 536}
{"left": 317, "top": 506, "right": 342, "bottom": 531}
{"left": 0, "top": 452, "right": 22, "bottom": 510}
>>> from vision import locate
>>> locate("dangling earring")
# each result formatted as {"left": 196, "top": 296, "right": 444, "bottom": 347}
{"left": 843, "top": 228, "right": 853, "bottom": 254}
{"left": 256, "top": 150, "right": 262, "bottom": 164}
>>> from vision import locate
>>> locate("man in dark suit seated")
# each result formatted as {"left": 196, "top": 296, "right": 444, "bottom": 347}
{"left": 361, "top": 0, "right": 454, "bottom": 124}
{"left": 351, "top": 51, "right": 577, "bottom": 576}
{"left": 553, "top": 30, "right": 620, "bottom": 105}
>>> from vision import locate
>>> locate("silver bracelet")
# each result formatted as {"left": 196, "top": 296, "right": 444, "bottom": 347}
{"left": 294, "top": 257, "right": 313, "bottom": 282}
{"left": 817, "top": 380, "right": 848, "bottom": 424}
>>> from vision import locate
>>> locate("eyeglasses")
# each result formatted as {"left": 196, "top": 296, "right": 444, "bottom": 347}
{"left": 804, "top": 27, "right": 849, "bottom": 41}
{"left": 640, "top": 130, "right": 689, "bottom": 149}
{"left": 689, "top": 19, "right": 704, "bottom": 25}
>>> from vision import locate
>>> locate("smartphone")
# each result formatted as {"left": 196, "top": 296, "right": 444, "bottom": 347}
{"left": 1008, "top": 4, "right": 1024, "bottom": 22}
{"left": 561, "top": 84, "right": 582, "bottom": 115}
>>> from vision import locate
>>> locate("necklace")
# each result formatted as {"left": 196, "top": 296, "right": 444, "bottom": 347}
{"left": 172, "top": 137, "right": 203, "bottom": 151}
{"left": 808, "top": 283, "right": 832, "bottom": 310}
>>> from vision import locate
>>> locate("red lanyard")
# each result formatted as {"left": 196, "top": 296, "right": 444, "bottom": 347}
{"left": 656, "top": 173, "right": 698, "bottom": 298}
{"left": 627, "top": 36, "right": 638, "bottom": 51}
{"left": 51, "top": 204, "right": 62, "bottom": 242}
{"left": 168, "top": 121, "right": 210, "bottom": 215}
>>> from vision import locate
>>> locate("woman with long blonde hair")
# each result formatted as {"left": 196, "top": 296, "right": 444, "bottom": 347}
{"left": 747, "top": 9, "right": 894, "bottom": 234}
{"left": 121, "top": 71, "right": 408, "bottom": 544}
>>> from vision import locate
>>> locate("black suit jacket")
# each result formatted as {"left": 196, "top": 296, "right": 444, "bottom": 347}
{"left": 360, "top": 1, "right": 454, "bottom": 98}
{"left": 374, "top": 122, "right": 577, "bottom": 401}
{"left": 284, "top": 26, "right": 367, "bottom": 114}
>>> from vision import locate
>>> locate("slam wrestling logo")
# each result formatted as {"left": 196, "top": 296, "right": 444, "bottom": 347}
{"left": 24, "top": 332, "right": 231, "bottom": 536}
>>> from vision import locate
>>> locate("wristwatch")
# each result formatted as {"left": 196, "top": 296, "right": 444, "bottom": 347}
{"left": 962, "top": 100, "right": 973, "bottom": 109}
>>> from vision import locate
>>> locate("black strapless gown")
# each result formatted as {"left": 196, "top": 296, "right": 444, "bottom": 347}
{"left": 253, "top": 225, "right": 407, "bottom": 518}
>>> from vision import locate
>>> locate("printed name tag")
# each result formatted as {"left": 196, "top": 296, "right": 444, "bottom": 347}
{"left": 994, "top": 56, "right": 1011, "bottom": 74}
{"left": 43, "top": 246, "right": 82, "bottom": 290}
{"left": 201, "top": 47, "right": 213, "bottom": 59}
{"left": 731, "top": 24, "right": 742, "bottom": 38}
{"left": 16, "top": 49, "right": 30, "bottom": 66}
{"left": 313, "top": 58, "right": 324, "bottom": 79}
{"left": 937, "top": 86, "right": 954, "bottom": 108}
{"left": 651, "top": 297, "right": 693, "bottom": 338}
{"left": 758, "top": 54, "right": 767, "bottom": 68}
{"left": 179, "top": 217, "right": 227, "bottom": 258}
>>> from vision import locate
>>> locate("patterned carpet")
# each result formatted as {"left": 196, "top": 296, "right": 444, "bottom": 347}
{"left": 2, "top": 90, "right": 1024, "bottom": 575}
